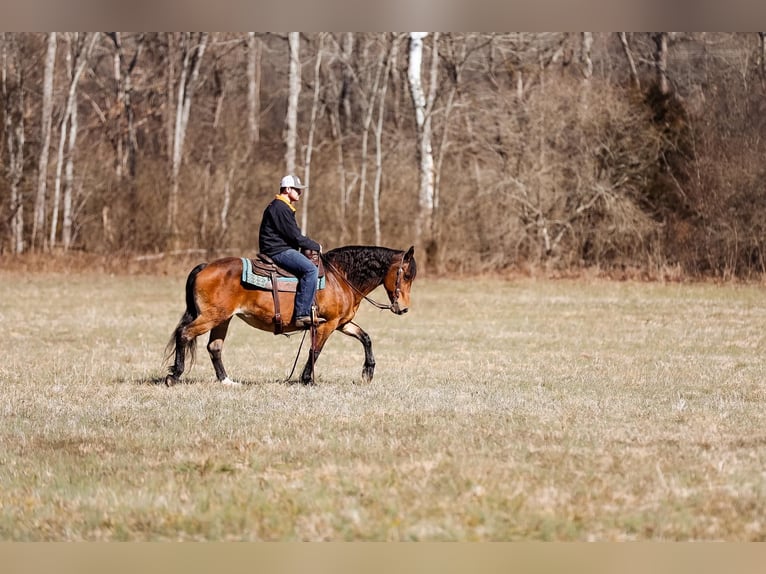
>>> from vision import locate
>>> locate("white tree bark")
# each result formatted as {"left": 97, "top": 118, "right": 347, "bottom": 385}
{"left": 247, "top": 32, "right": 261, "bottom": 151}
{"left": 32, "top": 32, "right": 57, "bottom": 250}
{"left": 654, "top": 32, "right": 670, "bottom": 95}
{"left": 2, "top": 33, "right": 25, "bottom": 253}
{"left": 285, "top": 32, "right": 301, "bottom": 175}
{"left": 407, "top": 32, "right": 436, "bottom": 250}
{"left": 167, "top": 32, "right": 208, "bottom": 242}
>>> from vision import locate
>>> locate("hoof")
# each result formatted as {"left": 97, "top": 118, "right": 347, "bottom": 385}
{"left": 221, "top": 378, "right": 242, "bottom": 387}
{"left": 165, "top": 374, "right": 178, "bottom": 387}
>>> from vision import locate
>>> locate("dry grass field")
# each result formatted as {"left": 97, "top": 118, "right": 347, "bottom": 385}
{"left": 1, "top": 265, "right": 766, "bottom": 541}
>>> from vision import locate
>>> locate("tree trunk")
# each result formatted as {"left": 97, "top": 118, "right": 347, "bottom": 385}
{"left": 50, "top": 32, "right": 98, "bottom": 249}
{"left": 32, "top": 32, "right": 57, "bottom": 251}
{"left": 285, "top": 32, "right": 301, "bottom": 175}
{"left": 618, "top": 32, "right": 640, "bottom": 90}
{"left": 581, "top": 32, "right": 593, "bottom": 81}
{"left": 247, "top": 32, "right": 261, "bottom": 152}
{"left": 356, "top": 35, "right": 386, "bottom": 244}
{"left": 654, "top": 32, "right": 670, "bottom": 95}
{"left": 167, "top": 32, "right": 208, "bottom": 247}
{"left": 407, "top": 32, "right": 437, "bottom": 266}
{"left": 373, "top": 34, "right": 397, "bottom": 246}
{"left": 108, "top": 32, "right": 143, "bottom": 180}
{"left": 2, "top": 33, "right": 25, "bottom": 254}
{"left": 301, "top": 33, "right": 325, "bottom": 234}
{"left": 200, "top": 59, "right": 225, "bottom": 245}
{"left": 340, "top": 33, "right": 354, "bottom": 132}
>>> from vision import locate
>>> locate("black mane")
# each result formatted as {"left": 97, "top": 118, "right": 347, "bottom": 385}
{"left": 323, "top": 245, "right": 410, "bottom": 292}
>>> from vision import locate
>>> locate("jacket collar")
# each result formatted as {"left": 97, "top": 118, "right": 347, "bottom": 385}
{"left": 275, "top": 193, "right": 296, "bottom": 212}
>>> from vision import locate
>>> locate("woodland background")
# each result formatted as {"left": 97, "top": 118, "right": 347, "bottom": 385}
{"left": 2, "top": 32, "right": 766, "bottom": 278}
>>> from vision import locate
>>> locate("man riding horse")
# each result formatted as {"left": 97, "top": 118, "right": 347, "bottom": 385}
{"left": 258, "top": 175, "right": 326, "bottom": 329}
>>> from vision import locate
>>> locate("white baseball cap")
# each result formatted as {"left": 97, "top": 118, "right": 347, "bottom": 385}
{"left": 280, "top": 174, "right": 306, "bottom": 189}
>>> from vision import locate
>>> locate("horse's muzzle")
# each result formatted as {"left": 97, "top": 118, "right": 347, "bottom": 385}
{"left": 391, "top": 302, "right": 408, "bottom": 315}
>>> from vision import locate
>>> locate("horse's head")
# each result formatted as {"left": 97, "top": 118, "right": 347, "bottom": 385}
{"left": 384, "top": 246, "right": 417, "bottom": 315}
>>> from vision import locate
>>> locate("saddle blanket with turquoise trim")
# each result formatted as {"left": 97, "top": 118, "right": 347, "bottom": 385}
{"left": 240, "top": 257, "right": 325, "bottom": 292}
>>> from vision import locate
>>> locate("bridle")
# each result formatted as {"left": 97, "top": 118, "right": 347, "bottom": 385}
{"left": 321, "top": 253, "right": 406, "bottom": 312}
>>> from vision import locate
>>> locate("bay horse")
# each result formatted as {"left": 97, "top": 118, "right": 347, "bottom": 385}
{"left": 164, "top": 245, "right": 416, "bottom": 386}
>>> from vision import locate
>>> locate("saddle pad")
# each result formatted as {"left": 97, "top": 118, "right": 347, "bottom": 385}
{"left": 240, "top": 258, "right": 325, "bottom": 291}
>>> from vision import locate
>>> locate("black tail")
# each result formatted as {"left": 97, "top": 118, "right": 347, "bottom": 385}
{"left": 164, "top": 263, "right": 208, "bottom": 371}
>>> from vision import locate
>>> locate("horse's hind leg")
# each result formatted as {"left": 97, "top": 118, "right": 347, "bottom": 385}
{"left": 208, "top": 318, "right": 239, "bottom": 386}
{"left": 166, "top": 318, "right": 193, "bottom": 386}
{"left": 339, "top": 321, "right": 375, "bottom": 383}
{"left": 166, "top": 315, "right": 222, "bottom": 386}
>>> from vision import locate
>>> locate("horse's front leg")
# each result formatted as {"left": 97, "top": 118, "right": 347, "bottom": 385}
{"left": 338, "top": 321, "right": 375, "bottom": 383}
{"left": 299, "top": 325, "right": 335, "bottom": 386}
{"left": 208, "top": 318, "right": 239, "bottom": 386}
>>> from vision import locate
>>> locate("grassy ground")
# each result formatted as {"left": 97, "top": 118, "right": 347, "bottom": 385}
{"left": 1, "top": 268, "right": 766, "bottom": 540}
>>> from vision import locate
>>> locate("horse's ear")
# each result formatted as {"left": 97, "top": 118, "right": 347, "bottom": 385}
{"left": 404, "top": 245, "right": 415, "bottom": 261}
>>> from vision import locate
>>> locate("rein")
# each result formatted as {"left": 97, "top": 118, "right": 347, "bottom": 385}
{"left": 321, "top": 253, "right": 404, "bottom": 311}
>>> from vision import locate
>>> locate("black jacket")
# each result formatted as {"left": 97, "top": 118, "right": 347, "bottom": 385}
{"left": 258, "top": 197, "right": 320, "bottom": 256}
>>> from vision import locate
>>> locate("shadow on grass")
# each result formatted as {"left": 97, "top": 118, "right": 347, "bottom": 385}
{"left": 122, "top": 374, "right": 313, "bottom": 388}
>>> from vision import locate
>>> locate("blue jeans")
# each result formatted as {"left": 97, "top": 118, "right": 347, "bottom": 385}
{"left": 271, "top": 249, "right": 318, "bottom": 318}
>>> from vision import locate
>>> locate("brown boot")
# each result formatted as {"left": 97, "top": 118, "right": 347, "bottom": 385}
{"left": 294, "top": 315, "right": 327, "bottom": 329}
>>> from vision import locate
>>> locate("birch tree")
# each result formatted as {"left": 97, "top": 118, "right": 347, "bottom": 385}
{"left": 285, "top": 32, "right": 301, "bottom": 175}
{"left": 2, "top": 33, "right": 25, "bottom": 254}
{"left": 32, "top": 32, "right": 57, "bottom": 250}
{"left": 50, "top": 32, "right": 99, "bottom": 249}
{"left": 407, "top": 32, "right": 437, "bottom": 263}
{"left": 167, "top": 32, "right": 208, "bottom": 246}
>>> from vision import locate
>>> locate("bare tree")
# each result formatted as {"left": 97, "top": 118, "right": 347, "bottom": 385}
{"left": 50, "top": 32, "right": 99, "bottom": 249}
{"left": 200, "top": 54, "right": 226, "bottom": 245}
{"left": 108, "top": 32, "right": 144, "bottom": 181}
{"left": 2, "top": 33, "right": 25, "bottom": 254}
{"left": 356, "top": 34, "right": 387, "bottom": 244}
{"left": 407, "top": 32, "right": 438, "bottom": 264}
{"left": 167, "top": 32, "right": 208, "bottom": 246}
{"left": 581, "top": 32, "right": 594, "bottom": 81}
{"left": 285, "top": 32, "right": 301, "bottom": 175}
{"left": 618, "top": 32, "right": 641, "bottom": 90}
{"left": 373, "top": 34, "right": 398, "bottom": 245}
{"left": 654, "top": 32, "right": 670, "bottom": 94}
{"left": 246, "top": 32, "right": 261, "bottom": 152}
{"left": 32, "top": 32, "right": 57, "bottom": 251}
{"left": 339, "top": 32, "right": 354, "bottom": 132}
{"left": 301, "top": 33, "right": 325, "bottom": 234}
